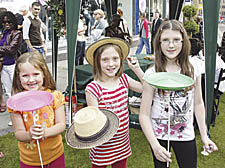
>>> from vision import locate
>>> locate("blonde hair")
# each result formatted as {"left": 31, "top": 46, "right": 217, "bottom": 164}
{"left": 94, "top": 9, "right": 105, "bottom": 18}
{"left": 117, "top": 8, "right": 123, "bottom": 17}
{"left": 12, "top": 51, "right": 56, "bottom": 94}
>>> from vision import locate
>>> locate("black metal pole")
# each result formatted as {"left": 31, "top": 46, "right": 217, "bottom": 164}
{"left": 51, "top": 13, "right": 58, "bottom": 82}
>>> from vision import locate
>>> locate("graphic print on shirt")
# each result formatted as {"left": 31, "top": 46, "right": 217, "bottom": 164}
{"left": 22, "top": 107, "right": 54, "bottom": 150}
{"left": 152, "top": 90, "right": 192, "bottom": 139}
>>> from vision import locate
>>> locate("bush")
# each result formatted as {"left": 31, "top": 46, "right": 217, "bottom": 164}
{"left": 183, "top": 20, "right": 199, "bottom": 35}
{"left": 182, "top": 5, "right": 198, "bottom": 18}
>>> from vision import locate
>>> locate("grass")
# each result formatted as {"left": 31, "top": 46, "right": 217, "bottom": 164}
{"left": 1, "top": 95, "right": 225, "bottom": 168}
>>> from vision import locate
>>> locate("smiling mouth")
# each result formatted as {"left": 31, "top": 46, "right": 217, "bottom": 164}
{"left": 107, "top": 68, "right": 115, "bottom": 72}
{"left": 27, "top": 83, "right": 37, "bottom": 87}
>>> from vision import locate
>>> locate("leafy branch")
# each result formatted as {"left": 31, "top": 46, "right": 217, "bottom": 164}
{"left": 44, "top": 0, "right": 66, "bottom": 37}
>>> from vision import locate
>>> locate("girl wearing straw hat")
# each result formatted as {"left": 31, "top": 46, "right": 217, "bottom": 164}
{"left": 139, "top": 20, "right": 218, "bottom": 168}
{"left": 85, "top": 37, "right": 144, "bottom": 168}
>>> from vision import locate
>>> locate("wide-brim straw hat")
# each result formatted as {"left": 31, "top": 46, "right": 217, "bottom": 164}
{"left": 66, "top": 107, "right": 119, "bottom": 149}
{"left": 85, "top": 37, "right": 130, "bottom": 66}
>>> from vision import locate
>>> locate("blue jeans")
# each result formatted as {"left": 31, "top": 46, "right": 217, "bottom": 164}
{"left": 135, "top": 37, "right": 151, "bottom": 55}
{"left": 28, "top": 47, "right": 45, "bottom": 57}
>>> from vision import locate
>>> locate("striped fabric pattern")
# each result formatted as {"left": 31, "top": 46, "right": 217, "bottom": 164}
{"left": 85, "top": 73, "right": 132, "bottom": 166}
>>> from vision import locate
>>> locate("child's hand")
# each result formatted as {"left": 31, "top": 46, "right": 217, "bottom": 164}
{"left": 153, "top": 144, "right": 172, "bottom": 163}
{"left": 126, "top": 56, "right": 140, "bottom": 68}
{"left": 202, "top": 137, "right": 218, "bottom": 153}
{"left": 30, "top": 125, "right": 45, "bottom": 140}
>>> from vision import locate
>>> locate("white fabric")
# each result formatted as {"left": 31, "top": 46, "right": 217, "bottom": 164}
{"left": 23, "top": 13, "right": 47, "bottom": 40}
{"left": 190, "top": 54, "right": 225, "bottom": 92}
{"left": 215, "top": 56, "right": 225, "bottom": 92}
{"left": 90, "top": 29, "right": 104, "bottom": 42}
{"left": 1, "top": 64, "right": 15, "bottom": 97}
{"left": 143, "top": 59, "right": 201, "bottom": 141}
{"left": 77, "top": 19, "right": 86, "bottom": 42}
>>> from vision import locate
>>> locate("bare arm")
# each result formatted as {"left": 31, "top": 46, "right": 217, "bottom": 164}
{"left": 10, "top": 113, "right": 32, "bottom": 142}
{"left": 139, "top": 82, "right": 172, "bottom": 163}
{"left": 25, "top": 39, "right": 35, "bottom": 52}
{"left": 194, "top": 76, "right": 218, "bottom": 152}
{"left": 11, "top": 105, "right": 66, "bottom": 141}
{"left": 85, "top": 91, "right": 99, "bottom": 107}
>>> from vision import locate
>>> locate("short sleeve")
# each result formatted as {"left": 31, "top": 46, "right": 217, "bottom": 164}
{"left": 120, "top": 73, "right": 129, "bottom": 88}
{"left": 8, "top": 107, "right": 20, "bottom": 114}
{"left": 189, "top": 57, "right": 203, "bottom": 79}
{"left": 51, "top": 90, "right": 65, "bottom": 110}
{"left": 85, "top": 81, "right": 102, "bottom": 101}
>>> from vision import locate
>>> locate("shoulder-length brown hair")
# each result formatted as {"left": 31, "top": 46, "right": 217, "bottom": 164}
{"left": 12, "top": 51, "right": 56, "bottom": 94}
{"left": 93, "top": 44, "right": 124, "bottom": 81}
{"left": 153, "top": 19, "right": 194, "bottom": 79}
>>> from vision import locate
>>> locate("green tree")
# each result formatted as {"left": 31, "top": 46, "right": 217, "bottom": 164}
{"left": 182, "top": 5, "right": 199, "bottom": 36}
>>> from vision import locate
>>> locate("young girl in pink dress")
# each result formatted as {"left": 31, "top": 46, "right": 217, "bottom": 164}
{"left": 85, "top": 37, "right": 144, "bottom": 168}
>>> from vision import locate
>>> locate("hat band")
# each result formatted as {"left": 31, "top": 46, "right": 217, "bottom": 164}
{"left": 75, "top": 119, "right": 110, "bottom": 142}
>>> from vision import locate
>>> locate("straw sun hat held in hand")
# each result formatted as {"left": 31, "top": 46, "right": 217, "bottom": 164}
{"left": 66, "top": 106, "right": 119, "bottom": 149}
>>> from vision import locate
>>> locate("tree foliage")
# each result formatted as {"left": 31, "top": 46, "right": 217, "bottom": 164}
{"left": 183, "top": 20, "right": 199, "bottom": 36}
{"left": 182, "top": 5, "right": 198, "bottom": 18}
{"left": 182, "top": 5, "right": 199, "bottom": 36}
{"left": 44, "top": 0, "right": 66, "bottom": 37}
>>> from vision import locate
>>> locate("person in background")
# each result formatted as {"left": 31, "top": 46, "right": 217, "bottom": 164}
{"left": 90, "top": 9, "right": 107, "bottom": 42}
{"left": 23, "top": 2, "right": 47, "bottom": 56}
{"left": 135, "top": 12, "right": 151, "bottom": 55}
{"left": 0, "top": 7, "right": 7, "bottom": 114}
{"left": 117, "top": 8, "right": 129, "bottom": 35}
{"left": 9, "top": 51, "right": 66, "bottom": 167}
{"left": 15, "top": 5, "right": 28, "bottom": 54}
{"left": 0, "top": 11, "right": 22, "bottom": 126}
{"left": 151, "top": 11, "right": 162, "bottom": 54}
{"left": 105, "top": 14, "right": 128, "bottom": 41}
{"left": 0, "top": 6, "right": 7, "bottom": 159}
{"left": 75, "top": 14, "right": 87, "bottom": 66}
{"left": 83, "top": 8, "right": 91, "bottom": 37}
{"left": 193, "top": 16, "right": 203, "bottom": 42}
{"left": 139, "top": 20, "right": 218, "bottom": 168}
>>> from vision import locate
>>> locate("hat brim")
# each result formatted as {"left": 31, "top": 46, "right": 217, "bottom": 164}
{"left": 65, "top": 109, "right": 119, "bottom": 149}
{"left": 85, "top": 37, "right": 130, "bottom": 66}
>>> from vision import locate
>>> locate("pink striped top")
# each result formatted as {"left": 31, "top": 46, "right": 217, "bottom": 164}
{"left": 85, "top": 73, "right": 132, "bottom": 166}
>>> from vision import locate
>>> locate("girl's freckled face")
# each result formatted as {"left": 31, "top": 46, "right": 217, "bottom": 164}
{"left": 100, "top": 47, "right": 121, "bottom": 79}
{"left": 19, "top": 62, "right": 44, "bottom": 91}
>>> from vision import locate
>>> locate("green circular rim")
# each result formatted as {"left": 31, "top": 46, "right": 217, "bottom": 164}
{"left": 143, "top": 72, "right": 194, "bottom": 91}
